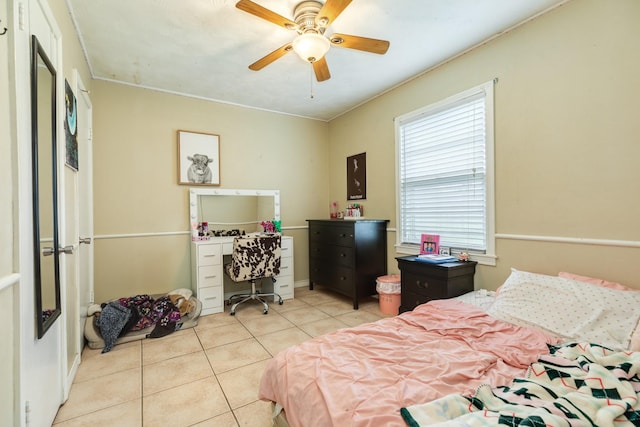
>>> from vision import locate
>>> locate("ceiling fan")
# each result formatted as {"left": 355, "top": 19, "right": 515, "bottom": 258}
{"left": 236, "top": 0, "right": 390, "bottom": 82}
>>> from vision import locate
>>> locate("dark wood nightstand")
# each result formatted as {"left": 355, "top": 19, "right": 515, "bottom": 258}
{"left": 396, "top": 256, "right": 477, "bottom": 313}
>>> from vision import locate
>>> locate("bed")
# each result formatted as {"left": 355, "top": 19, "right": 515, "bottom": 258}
{"left": 258, "top": 269, "right": 640, "bottom": 427}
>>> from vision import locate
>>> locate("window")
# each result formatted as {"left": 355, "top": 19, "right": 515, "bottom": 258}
{"left": 395, "top": 81, "right": 495, "bottom": 265}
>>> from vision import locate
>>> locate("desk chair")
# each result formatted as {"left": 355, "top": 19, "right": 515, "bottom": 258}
{"left": 225, "top": 234, "right": 283, "bottom": 315}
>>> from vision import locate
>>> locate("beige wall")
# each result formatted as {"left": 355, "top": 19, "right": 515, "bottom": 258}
{"left": 328, "top": 0, "right": 640, "bottom": 289}
{"left": 92, "top": 0, "right": 640, "bottom": 300}
{"left": 92, "top": 82, "right": 329, "bottom": 301}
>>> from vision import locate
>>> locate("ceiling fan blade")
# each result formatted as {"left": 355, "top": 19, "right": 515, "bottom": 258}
{"left": 329, "top": 33, "right": 390, "bottom": 54}
{"left": 236, "top": 0, "right": 297, "bottom": 30}
{"left": 248, "top": 43, "right": 293, "bottom": 71}
{"left": 316, "top": 0, "right": 352, "bottom": 27}
{"left": 313, "top": 57, "right": 331, "bottom": 82}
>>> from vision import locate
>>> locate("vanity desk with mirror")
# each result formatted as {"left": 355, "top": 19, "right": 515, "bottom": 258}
{"left": 188, "top": 189, "right": 294, "bottom": 315}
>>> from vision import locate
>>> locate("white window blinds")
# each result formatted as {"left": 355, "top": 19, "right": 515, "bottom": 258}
{"left": 397, "top": 87, "right": 489, "bottom": 252}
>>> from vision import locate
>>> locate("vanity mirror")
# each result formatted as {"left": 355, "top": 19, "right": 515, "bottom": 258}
{"left": 31, "top": 35, "right": 61, "bottom": 338}
{"left": 189, "top": 188, "right": 280, "bottom": 235}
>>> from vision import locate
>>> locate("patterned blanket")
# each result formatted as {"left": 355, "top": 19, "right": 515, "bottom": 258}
{"left": 401, "top": 343, "right": 640, "bottom": 426}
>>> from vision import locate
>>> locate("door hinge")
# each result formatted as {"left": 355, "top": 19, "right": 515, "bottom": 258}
{"left": 25, "top": 400, "right": 30, "bottom": 426}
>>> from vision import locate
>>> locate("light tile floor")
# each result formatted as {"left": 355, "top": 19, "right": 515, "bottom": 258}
{"left": 53, "top": 287, "right": 390, "bottom": 427}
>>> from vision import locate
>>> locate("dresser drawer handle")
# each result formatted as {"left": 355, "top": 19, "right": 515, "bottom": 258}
{"left": 204, "top": 275, "right": 217, "bottom": 279}
{"left": 203, "top": 254, "right": 216, "bottom": 258}
{"left": 280, "top": 266, "right": 289, "bottom": 270}
{"left": 416, "top": 280, "right": 428, "bottom": 289}
{"left": 339, "top": 253, "right": 346, "bottom": 257}
{"left": 280, "top": 284, "right": 289, "bottom": 288}
{"left": 204, "top": 296, "right": 217, "bottom": 301}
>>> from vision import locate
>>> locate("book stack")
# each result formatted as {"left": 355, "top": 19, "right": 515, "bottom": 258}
{"left": 416, "top": 254, "right": 457, "bottom": 263}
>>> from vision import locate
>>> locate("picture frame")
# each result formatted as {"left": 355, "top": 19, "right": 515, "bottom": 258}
{"left": 439, "top": 246, "right": 450, "bottom": 256}
{"left": 420, "top": 234, "right": 440, "bottom": 255}
{"left": 178, "top": 130, "right": 220, "bottom": 186}
{"left": 64, "top": 79, "right": 78, "bottom": 171}
{"left": 347, "top": 152, "right": 366, "bottom": 200}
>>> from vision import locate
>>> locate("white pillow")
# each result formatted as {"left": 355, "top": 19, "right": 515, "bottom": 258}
{"left": 487, "top": 269, "right": 640, "bottom": 350}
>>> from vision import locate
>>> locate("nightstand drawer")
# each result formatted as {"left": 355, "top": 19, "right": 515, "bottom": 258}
{"left": 401, "top": 272, "right": 447, "bottom": 300}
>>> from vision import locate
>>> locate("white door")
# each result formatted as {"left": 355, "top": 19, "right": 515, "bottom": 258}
{"left": 75, "top": 70, "right": 94, "bottom": 354}
{"left": 19, "top": 0, "right": 65, "bottom": 425}
{"left": 61, "top": 70, "right": 93, "bottom": 398}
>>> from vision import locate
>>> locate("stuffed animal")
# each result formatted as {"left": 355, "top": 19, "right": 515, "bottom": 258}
{"left": 168, "top": 289, "right": 195, "bottom": 316}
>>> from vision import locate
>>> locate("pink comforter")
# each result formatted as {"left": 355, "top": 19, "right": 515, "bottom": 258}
{"left": 259, "top": 299, "right": 559, "bottom": 427}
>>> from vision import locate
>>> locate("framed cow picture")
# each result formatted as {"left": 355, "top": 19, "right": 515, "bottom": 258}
{"left": 178, "top": 130, "right": 220, "bottom": 186}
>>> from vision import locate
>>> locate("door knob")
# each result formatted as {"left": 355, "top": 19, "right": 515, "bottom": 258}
{"left": 42, "top": 247, "right": 55, "bottom": 256}
{"left": 58, "top": 245, "right": 74, "bottom": 255}
{"left": 79, "top": 237, "right": 92, "bottom": 245}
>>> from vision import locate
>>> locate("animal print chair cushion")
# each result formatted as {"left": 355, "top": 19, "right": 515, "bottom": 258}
{"left": 225, "top": 234, "right": 281, "bottom": 282}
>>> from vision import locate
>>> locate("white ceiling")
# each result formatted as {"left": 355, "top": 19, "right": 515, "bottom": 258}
{"left": 66, "top": 0, "right": 566, "bottom": 121}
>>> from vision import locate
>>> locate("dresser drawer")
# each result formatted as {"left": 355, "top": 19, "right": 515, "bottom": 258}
{"left": 309, "top": 241, "right": 354, "bottom": 266}
{"left": 327, "top": 266, "right": 354, "bottom": 294}
{"left": 309, "top": 257, "right": 328, "bottom": 284}
{"left": 198, "top": 265, "right": 223, "bottom": 287}
{"left": 199, "top": 286, "right": 223, "bottom": 310}
{"left": 309, "top": 224, "right": 354, "bottom": 247}
{"left": 198, "top": 244, "right": 221, "bottom": 266}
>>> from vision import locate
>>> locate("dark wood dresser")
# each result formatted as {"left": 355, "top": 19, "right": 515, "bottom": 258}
{"left": 396, "top": 256, "right": 477, "bottom": 313}
{"left": 308, "top": 219, "right": 389, "bottom": 309}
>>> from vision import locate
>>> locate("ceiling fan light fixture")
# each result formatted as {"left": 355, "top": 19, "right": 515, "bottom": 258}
{"left": 292, "top": 33, "right": 330, "bottom": 63}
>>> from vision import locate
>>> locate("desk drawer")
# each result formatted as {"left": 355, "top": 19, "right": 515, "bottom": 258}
{"left": 274, "top": 275, "right": 294, "bottom": 299}
{"left": 198, "top": 265, "right": 223, "bottom": 287}
{"left": 198, "top": 244, "right": 221, "bottom": 266}
{"left": 199, "top": 286, "right": 223, "bottom": 310}
{"left": 278, "top": 256, "right": 293, "bottom": 277}
{"left": 222, "top": 242, "right": 233, "bottom": 255}
{"left": 281, "top": 238, "right": 293, "bottom": 257}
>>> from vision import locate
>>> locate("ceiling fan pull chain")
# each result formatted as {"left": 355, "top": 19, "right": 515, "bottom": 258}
{"left": 309, "top": 63, "right": 314, "bottom": 99}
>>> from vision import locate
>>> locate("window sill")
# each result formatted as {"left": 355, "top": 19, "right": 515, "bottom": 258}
{"left": 394, "top": 244, "right": 497, "bottom": 267}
